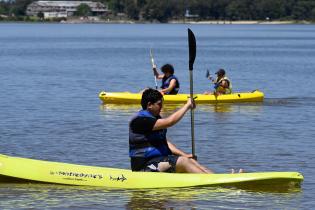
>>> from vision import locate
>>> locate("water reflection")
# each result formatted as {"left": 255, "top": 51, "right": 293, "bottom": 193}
{"left": 198, "top": 103, "right": 263, "bottom": 114}
{"left": 264, "top": 97, "right": 315, "bottom": 107}
{"left": 125, "top": 188, "right": 207, "bottom": 210}
{"left": 100, "top": 104, "right": 140, "bottom": 112}
{"left": 0, "top": 183, "right": 302, "bottom": 209}
{"left": 125, "top": 186, "right": 302, "bottom": 209}
{"left": 100, "top": 103, "right": 264, "bottom": 115}
{"left": 99, "top": 104, "right": 183, "bottom": 116}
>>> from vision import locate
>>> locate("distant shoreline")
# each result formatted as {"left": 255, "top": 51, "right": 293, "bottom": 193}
{"left": 170, "top": 20, "right": 311, "bottom": 25}
{"left": 0, "top": 18, "right": 313, "bottom": 25}
{"left": 48, "top": 18, "right": 315, "bottom": 24}
{"left": 61, "top": 17, "right": 314, "bottom": 25}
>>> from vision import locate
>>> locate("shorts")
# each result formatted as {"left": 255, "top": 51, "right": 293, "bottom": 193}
{"left": 131, "top": 155, "right": 179, "bottom": 173}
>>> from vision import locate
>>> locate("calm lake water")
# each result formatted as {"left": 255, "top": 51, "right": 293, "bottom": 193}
{"left": 0, "top": 23, "right": 314, "bottom": 209}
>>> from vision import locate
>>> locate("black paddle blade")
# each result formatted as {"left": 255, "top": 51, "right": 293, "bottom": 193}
{"left": 206, "top": 69, "right": 210, "bottom": 78}
{"left": 188, "top": 28, "right": 196, "bottom": 71}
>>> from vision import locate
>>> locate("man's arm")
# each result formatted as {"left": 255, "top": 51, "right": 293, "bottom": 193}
{"left": 167, "top": 140, "right": 193, "bottom": 158}
{"left": 161, "top": 79, "right": 176, "bottom": 94}
{"left": 153, "top": 98, "right": 195, "bottom": 130}
{"left": 153, "top": 66, "right": 164, "bottom": 79}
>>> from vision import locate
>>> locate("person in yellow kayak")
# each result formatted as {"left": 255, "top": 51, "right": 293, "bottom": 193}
{"left": 204, "top": 68, "right": 232, "bottom": 95}
{"left": 152, "top": 64, "right": 180, "bottom": 95}
{"left": 129, "top": 88, "right": 213, "bottom": 173}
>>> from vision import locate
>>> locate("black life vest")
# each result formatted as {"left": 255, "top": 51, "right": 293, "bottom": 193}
{"left": 161, "top": 75, "right": 180, "bottom": 95}
{"left": 129, "top": 110, "right": 172, "bottom": 159}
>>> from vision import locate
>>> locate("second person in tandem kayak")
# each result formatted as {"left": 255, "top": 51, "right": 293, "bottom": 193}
{"left": 153, "top": 64, "right": 180, "bottom": 95}
{"left": 205, "top": 68, "right": 232, "bottom": 95}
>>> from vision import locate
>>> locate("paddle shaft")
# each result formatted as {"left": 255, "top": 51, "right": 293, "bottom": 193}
{"left": 189, "top": 70, "right": 195, "bottom": 156}
{"left": 150, "top": 49, "right": 158, "bottom": 89}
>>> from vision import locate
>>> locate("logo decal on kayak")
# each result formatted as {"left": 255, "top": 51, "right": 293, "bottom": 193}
{"left": 50, "top": 171, "right": 103, "bottom": 180}
{"left": 110, "top": 174, "right": 127, "bottom": 182}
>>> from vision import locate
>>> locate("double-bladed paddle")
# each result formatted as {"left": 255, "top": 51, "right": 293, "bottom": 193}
{"left": 188, "top": 28, "right": 196, "bottom": 158}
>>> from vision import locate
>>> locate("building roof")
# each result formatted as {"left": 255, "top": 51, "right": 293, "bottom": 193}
{"left": 32, "top": 1, "right": 106, "bottom": 8}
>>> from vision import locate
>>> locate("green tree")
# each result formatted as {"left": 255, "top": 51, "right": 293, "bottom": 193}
{"left": 37, "top": 11, "right": 44, "bottom": 19}
{"left": 144, "top": 0, "right": 185, "bottom": 22}
{"left": 292, "top": 0, "right": 315, "bottom": 20}
{"left": 9, "top": 0, "right": 33, "bottom": 16}
{"left": 311, "top": 8, "right": 315, "bottom": 20}
{"left": 142, "top": 0, "right": 171, "bottom": 22}
{"left": 0, "top": 1, "right": 11, "bottom": 16}
{"left": 0, "top": 4, "right": 6, "bottom": 15}
{"left": 252, "top": 0, "right": 288, "bottom": 20}
{"left": 187, "top": 0, "right": 212, "bottom": 19}
{"left": 107, "top": 0, "right": 125, "bottom": 13}
{"left": 75, "top": 3, "right": 92, "bottom": 17}
{"left": 226, "top": 0, "right": 253, "bottom": 20}
{"left": 124, "top": 0, "right": 139, "bottom": 20}
{"left": 0, "top": 1, "right": 8, "bottom": 15}
{"left": 211, "top": 0, "right": 230, "bottom": 20}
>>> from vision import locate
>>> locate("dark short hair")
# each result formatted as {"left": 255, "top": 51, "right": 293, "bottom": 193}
{"left": 141, "top": 88, "right": 163, "bottom": 109}
{"left": 161, "top": 64, "right": 174, "bottom": 74}
{"left": 215, "top": 69, "right": 225, "bottom": 77}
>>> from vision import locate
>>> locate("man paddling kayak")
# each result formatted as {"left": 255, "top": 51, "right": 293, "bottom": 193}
{"left": 129, "top": 88, "right": 212, "bottom": 173}
{"left": 152, "top": 64, "right": 180, "bottom": 95}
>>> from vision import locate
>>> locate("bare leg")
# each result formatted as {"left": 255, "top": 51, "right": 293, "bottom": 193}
{"left": 157, "top": 162, "right": 171, "bottom": 172}
{"left": 203, "top": 91, "right": 213, "bottom": 95}
{"left": 189, "top": 158, "right": 214, "bottom": 173}
{"left": 175, "top": 156, "right": 213, "bottom": 173}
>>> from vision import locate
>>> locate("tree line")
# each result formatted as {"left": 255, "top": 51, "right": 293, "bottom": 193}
{"left": 105, "top": 0, "right": 315, "bottom": 22}
{"left": 1, "top": 0, "right": 315, "bottom": 22}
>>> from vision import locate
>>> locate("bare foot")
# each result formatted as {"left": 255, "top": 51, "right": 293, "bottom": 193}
{"left": 231, "top": 168, "right": 244, "bottom": 174}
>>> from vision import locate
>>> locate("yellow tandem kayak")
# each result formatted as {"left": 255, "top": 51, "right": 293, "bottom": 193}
{"left": 0, "top": 154, "right": 303, "bottom": 190}
{"left": 99, "top": 90, "right": 264, "bottom": 104}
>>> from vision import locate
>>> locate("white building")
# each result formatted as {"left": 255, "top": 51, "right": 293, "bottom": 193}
{"left": 185, "top": 9, "right": 199, "bottom": 19}
{"left": 26, "top": 1, "right": 109, "bottom": 18}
